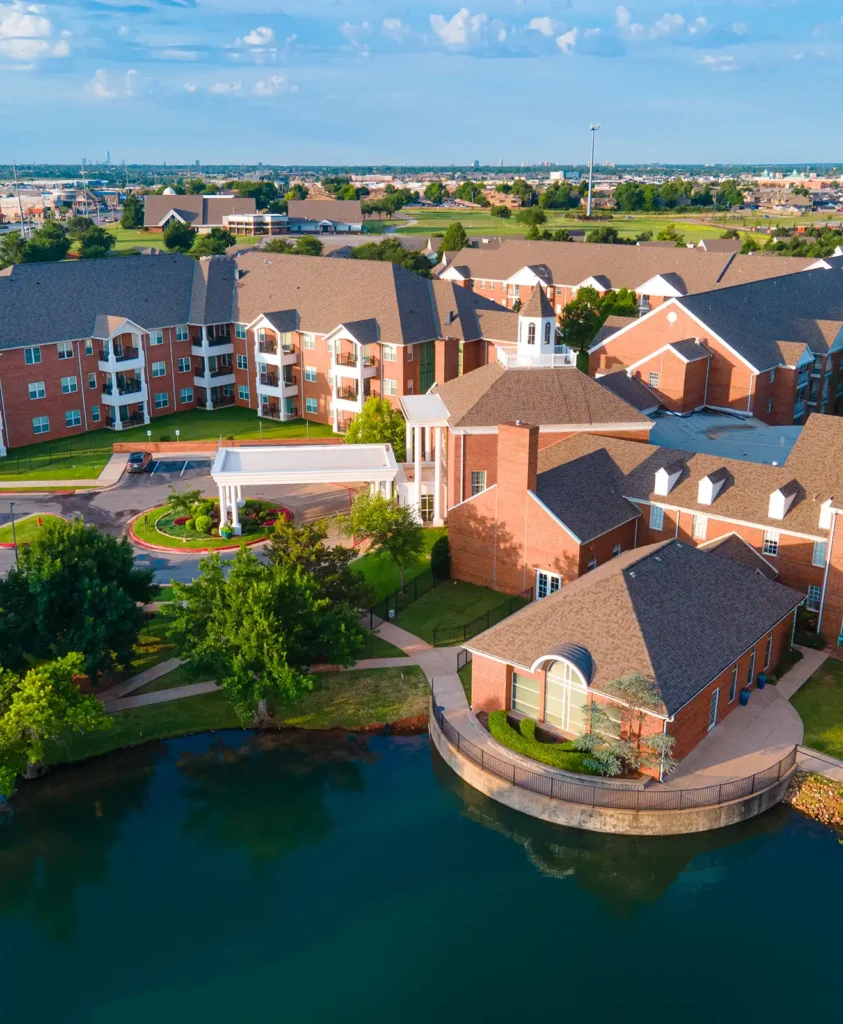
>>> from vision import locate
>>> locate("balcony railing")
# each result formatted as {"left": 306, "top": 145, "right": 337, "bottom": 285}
{"left": 106, "top": 412, "right": 145, "bottom": 428}
{"left": 103, "top": 380, "right": 143, "bottom": 396}
{"left": 258, "top": 341, "right": 277, "bottom": 355}
{"left": 336, "top": 385, "right": 360, "bottom": 402}
{"left": 260, "top": 371, "right": 278, "bottom": 387}
{"left": 497, "top": 347, "right": 576, "bottom": 369}
{"left": 100, "top": 347, "right": 139, "bottom": 362}
{"left": 206, "top": 365, "right": 234, "bottom": 378}
{"left": 335, "top": 352, "right": 358, "bottom": 367}
{"left": 283, "top": 373, "right": 297, "bottom": 389}
{"left": 206, "top": 335, "right": 231, "bottom": 347}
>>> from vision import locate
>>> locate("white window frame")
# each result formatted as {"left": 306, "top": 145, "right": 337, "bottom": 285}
{"left": 236, "top": 354, "right": 248, "bottom": 370}
{"left": 511, "top": 672, "right": 541, "bottom": 719}
{"left": 238, "top": 384, "right": 250, "bottom": 402}
{"left": 179, "top": 387, "right": 193, "bottom": 404}
{"left": 648, "top": 371, "right": 660, "bottom": 388}
{"left": 692, "top": 514, "right": 707, "bottom": 540}
{"left": 747, "top": 648, "right": 757, "bottom": 685}
{"left": 151, "top": 361, "right": 167, "bottom": 378}
{"left": 406, "top": 345, "right": 414, "bottom": 362}
{"left": 729, "top": 664, "right": 739, "bottom": 702}
{"left": 304, "top": 366, "right": 317, "bottom": 383}
{"left": 762, "top": 529, "right": 779, "bottom": 557}
{"left": 235, "top": 323, "right": 247, "bottom": 340}
{"left": 383, "top": 378, "right": 397, "bottom": 397}
{"left": 302, "top": 333, "right": 316, "bottom": 350}
{"left": 812, "top": 540, "right": 827, "bottom": 567}
{"left": 57, "top": 341, "right": 73, "bottom": 360}
{"left": 769, "top": 368, "right": 776, "bottom": 383}
{"left": 28, "top": 381, "right": 46, "bottom": 400}
{"left": 32, "top": 415, "right": 49, "bottom": 435}
{"left": 470, "top": 471, "right": 486, "bottom": 497}
{"left": 149, "top": 330, "right": 164, "bottom": 346}
{"left": 154, "top": 392, "right": 169, "bottom": 409}
{"left": 85, "top": 340, "right": 94, "bottom": 356}
{"left": 587, "top": 556, "right": 597, "bottom": 571}
{"left": 64, "top": 409, "right": 81, "bottom": 428}
{"left": 708, "top": 687, "right": 720, "bottom": 732}
{"left": 177, "top": 356, "right": 191, "bottom": 373}
{"left": 649, "top": 505, "right": 664, "bottom": 531}
{"left": 91, "top": 405, "right": 100, "bottom": 423}
{"left": 88, "top": 371, "right": 97, "bottom": 389}
{"left": 612, "top": 543, "right": 622, "bottom": 557}
{"left": 175, "top": 326, "right": 189, "bottom": 342}
{"left": 60, "top": 375, "right": 78, "bottom": 395}
{"left": 382, "top": 344, "right": 397, "bottom": 362}
{"left": 305, "top": 397, "right": 318, "bottom": 414}
{"left": 535, "top": 570, "right": 562, "bottom": 601}
{"left": 764, "top": 633, "right": 773, "bottom": 670}
{"left": 24, "top": 346, "right": 41, "bottom": 365}
{"left": 806, "top": 585, "right": 822, "bottom": 612}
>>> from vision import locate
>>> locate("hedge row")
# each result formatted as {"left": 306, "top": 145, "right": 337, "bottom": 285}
{"left": 487, "top": 711, "right": 598, "bottom": 774}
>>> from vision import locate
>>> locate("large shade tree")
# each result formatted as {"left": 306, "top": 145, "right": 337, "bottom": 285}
{"left": 344, "top": 396, "right": 407, "bottom": 460}
{"left": 340, "top": 493, "right": 423, "bottom": 590}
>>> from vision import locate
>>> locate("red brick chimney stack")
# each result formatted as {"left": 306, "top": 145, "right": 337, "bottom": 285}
{"left": 497, "top": 420, "right": 539, "bottom": 500}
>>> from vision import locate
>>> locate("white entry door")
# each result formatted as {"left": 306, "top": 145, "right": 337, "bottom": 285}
{"left": 708, "top": 688, "right": 720, "bottom": 732}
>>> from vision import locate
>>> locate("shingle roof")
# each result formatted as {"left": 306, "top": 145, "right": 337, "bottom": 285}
{"left": 592, "top": 315, "right": 636, "bottom": 348}
{"left": 701, "top": 533, "right": 778, "bottom": 580}
{"left": 143, "top": 194, "right": 255, "bottom": 228}
{"left": 430, "top": 280, "right": 516, "bottom": 342}
{"left": 519, "top": 285, "right": 555, "bottom": 319}
{"left": 596, "top": 371, "right": 660, "bottom": 413}
{"left": 287, "top": 199, "right": 363, "bottom": 224}
{"left": 669, "top": 339, "right": 712, "bottom": 361}
{"left": 430, "top": 363, "right": 652, "bottom": 430}
{"left": 697, "top": 238, "right": 743, "bottom": 254}
{"left": 466, "top": 540, "right": 803, "bottom": 716}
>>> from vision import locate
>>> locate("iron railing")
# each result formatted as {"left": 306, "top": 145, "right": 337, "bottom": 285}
{"left": 364, "top": 569, "right": 445, "bottom": 630}
{"left": 456, "top": 648, "right": 472, "bottom": 673}
{"left": 433, "top": 587, "right": 533, "bottom": 646}
{"left": 103, "top": 380, "right": 142, "bottom": 396}
{"left": 431, "top": 699, "right": 797, "bottom": 811}
{"left": 100, "top": 347, "right": 139, "bottom": 362}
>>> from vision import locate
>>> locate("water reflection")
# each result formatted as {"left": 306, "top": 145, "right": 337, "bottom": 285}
{"left": 431, "top": 745, "right": 789, "bottom": 914}
{"left": 177, "top": 729, "right": 373, "bottom": 871}
{"left": 0, "top": 745, "right": 161, "bottom": 940}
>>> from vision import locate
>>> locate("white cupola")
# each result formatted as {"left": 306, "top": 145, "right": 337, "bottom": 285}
{"left": 517, "top": 286, "right": 557, "bottom": 355}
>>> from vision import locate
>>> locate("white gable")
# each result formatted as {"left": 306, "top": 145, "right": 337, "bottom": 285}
{"left": 505, "top": 266, "right": 547, "bottom": 287}
{"left": 636, "top": 274, "right": 686, "bottom": 298}
{"left": 440, "top": 265, "right": 468, "bottom": 281}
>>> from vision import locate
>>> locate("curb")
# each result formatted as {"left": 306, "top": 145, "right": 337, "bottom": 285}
{"left": 127, "top": 510, "right": 269, "bottom": 554}
{"left": 0, "top": 513, "right": 69, "bottom": 548}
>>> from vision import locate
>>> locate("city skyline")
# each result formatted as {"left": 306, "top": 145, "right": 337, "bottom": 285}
{"left": 2, "top": 1, "right": 843, "bottom": 163}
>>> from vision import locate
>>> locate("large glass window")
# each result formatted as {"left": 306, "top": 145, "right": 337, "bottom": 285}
{"left": 649, "top": 505, "right": 664, "bottom": 531}
{"left": 545, "top": 660, "right": 588, "bottom": 734}
{"left": 511, "top": 673, "right": 541, "bottom": 719}
{"left": 812, "top": 540, "right": 827, "bottom": 567}
{"left": 470, "top": 471, "right": 486, "bottom": 497}
{"left": 535, "top": 570, "right": 562, "bottom": 600}
{"left": 692, "top": 514, "right": 707, "bottom": 540}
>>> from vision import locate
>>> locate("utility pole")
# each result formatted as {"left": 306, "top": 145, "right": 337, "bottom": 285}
{"left": 586, "top": 123, "right": 600, "bottom": 218}
{"left": 8, "top": 502, "right": 18, "bottom": 565}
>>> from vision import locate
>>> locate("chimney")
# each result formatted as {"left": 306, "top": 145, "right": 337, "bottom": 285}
{"left": 497, "top": 421, "right": 538, "bottom": 500}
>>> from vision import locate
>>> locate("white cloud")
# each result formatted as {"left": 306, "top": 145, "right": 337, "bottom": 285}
{"left": 697, "top": 54, "right": 735, "bottom": 72}
{"left": 650, "top": 13, "right": 684, "bottom": 38}
{"left": 617, "top": 6, "right": 706, "bottom": 41}
{"left": 555, "top": 27, "right": 577, "bottom": 54}
{"left": 732, "top": 22, "right": 747, "bottom": 35}
{"left": 84, "top": 67, "right": 141, "bottom": 98}
{"left": 0, "top": 2, "right": 69, "bottom": 60}
{"left": 792, "top": 51, "right": 804, "bottom": 61}
{"left": 117, "top": 25, "right": 130, "bottom": 38}
{"left": 243, "top": 26, "right": 273, "bottom": 47}
{"left": 688, "top": 16, "right": 707, "bottom": 35}
{"left": 184, "top": 81, "right": 197, "bottom": 92}
{"left": 52, "top": 37, "right": 69, "bottom": 56}
{"left": 209, "top": 80, "right": 241, "bottom": 94}
{"left": 528, "top": 16, "right": 554, "bottom": 37}
{"left": 158, "top": 49, "right": 196, "bottom": 61}
{"left": 253, "top": 73, "right": 286, "bottom": 95}
{"left": 584, "top": 27, "right": 601, "bottom": 38}
{"left": 84, "top": 67, "right": 114, "bottom": 97}
{"left": 339, "top": 20, "right": 371, "bottom": 56}
{"left": 497, "top": 27, "right": 506, "bottom": 41}
{"left": 616, "top": 5, "right": 644, "bottom": 38}
{"left": 430, "top": 8, "right": 488, "bottom": 48}
{"left": 382, "top": 17, "right": 409, "bottom": 42}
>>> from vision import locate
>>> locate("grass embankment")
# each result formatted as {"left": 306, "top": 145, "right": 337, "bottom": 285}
{"left": 46, "top": 666, "right": 428, "bottom": 765}
{"left": 0, "top": 409, "right": 335, "bottom": 482}
{"left": 487, "top": 711, "right": 598, "bottom": 774}
{"left": 395, "top": 579, "right": 527, "bottom": 645}
{"left": 458, "top": 660, "right": 472, "bottom": 704}
{"left": 791, "top": 659, "right": 843, "bottom": 760}
{"left": 0, "top": 513, "right": 65, "bottom": 544}
{"left": 351, "top": 526, "right": 447, "bottom": 601}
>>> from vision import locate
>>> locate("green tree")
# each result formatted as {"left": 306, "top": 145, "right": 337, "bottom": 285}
{"left": 438, "top": 221, "right": 468, "bottom": 258}
{"left": 263, "top": 238, "right": 293, "bottom": 254}
{"left": 720, "top": 228, "right": 740, "bottom": 239}
{"left": 525, "top": 223, "right": 541, "bottom": 240}
{"left": 0, "top": 230, "right": 27, "bottom": 268}
{"left": 165, "top": 486, "right": 205, "bottom": 518}
{"left": 574, "top": 672, "right": 678, "bottom": 778}
{"left": 78, "top": 226, "right": 117, "bottom": 260}
{"left": 340, "top": 493, "right": 424, "bottom": 590}
{"left": 224, "top": 180, "right": 280, "bottom": 210}
{"left": 166, "top": 548, "right": 365, "bottom": 722}
{"left": 24, "top": 220, "right": 70, "bottom": 263}
{"left": 424, "top": 180, "right": 449, "bottom": 204}
{"left": 163, "top": 219, "right": 197, "bottom": 253}
{"left": 184, "top": 177, "right": 210, "bottom": 194}
{"left": 0, "top": 518, "right": 155, "bottom": 679}
{"left": 715, "top": 180, "right": 744, "bottom": 209}
{"left": 344, "top": 396, "right": 407, "bottom": 460}
{"left": 351, "top": 238, "right": 431, "bottom": 277}
{"left": 0, "top": 653, "right": 111, "bottom": 797}
{"left": 490, "top": 204, "right": 511, "bottom": 219}
{"left": 284, "top": 183, "right": 309, "bottom": 202}
{"left": 292, "top": 236, "right": 323, "bottom": 256}
{"left": 741, "top": 236, "right": 760, "bottom": 254}
{"left": 656, "top": 223, "right": 685, "bottom": 245}
{"left": 586, "top": 225, "right": 621, "bottom": 245}
{"left": 510, "top": 179, "right": 536, "bottom": 205}
{"left": 120, "top": 194, "right": 143, "bottom": 229}
{"left": 516, "top": 206, "right": 547, "bottom": 226}
{"left": 600, "top": 287, "right": 639, "bottom": 318}
{"left": 559, "top": 286, "right": 603, "bottom": 351}
{"left": 65, "top": 216, "right": 96, "bottom": 241}
{"left": 268, "top": 518, "right": 372, "bottom": 610}
{"left": 552, "top": 228, "right": 571, "bottom": 242}
{"left": 190, "top": 227, "right": 236, "bottom": 257}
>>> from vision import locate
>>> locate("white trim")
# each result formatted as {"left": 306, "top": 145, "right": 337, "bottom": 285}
{"left": 625, "top": 342, "right": 706, "bottom": 372}
{"left": 629, "top": 497, "right": 828, "bottom": 543}
{"left": 699, "top": 532, "right": 779, "bottom": 576}
{"left": 450, "top": 421, "right": 651, "bottom": 436}
{"left": 636, "top": 273, "right": 687, "bottom": 298}
{"left": 448, "top": 481, "right": 497, "bottom": 513}
{"left": 528, "top": 490, "right": 582, "bottom": 544}
{"left": 588, "top": 298, "right": 680, "bottom": 355}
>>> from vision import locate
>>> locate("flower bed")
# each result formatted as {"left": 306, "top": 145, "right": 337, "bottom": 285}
{"left": 487, "top": 710, "right": 599, "bottom": 774}
{"left": 132, "top": 499, "right": 290, "bottom": 551}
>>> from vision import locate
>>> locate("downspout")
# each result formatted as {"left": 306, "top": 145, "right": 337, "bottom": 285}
{"left": 703, "top": 352, "right": 710, "bottom": 409}
{"left": 633, "top": 514, "right": 639, "bottom": 550}
{"left": 0, "top": 375, "right": 9, "bottom": 451}
{"left": 747, "top": 373, "right": 755, "bottom": 416}
{"left": 168, "top": 328, "right": 177, "bottom": 409}
{"left": 674, "top": 511, "right": 680, "bottom": 539}
{"left": 817, "top": 510, "right": 837, "bottom": 636}
{"left": 460, "top": 433, "right": 465, "bottom": 504}
{"left": 76, "top": 341, "right": 89, "bottom": 432}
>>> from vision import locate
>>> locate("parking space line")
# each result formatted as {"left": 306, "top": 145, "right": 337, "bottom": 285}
{"left": 150, "top": 461, "right": 160, "bottom": 475}
{"left": 179, "top": 460, "right": 189, "bottom": 477}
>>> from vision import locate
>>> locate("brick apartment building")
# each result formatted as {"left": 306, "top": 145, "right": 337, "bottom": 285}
{"left": 0, "top": 251, "right": 530, "bottom": 455}
{"left": 446, "top": 414, "right": 843, "bottom": 644}
{"left": 434, "top": 238, "right": 837, "bottom": 314}
{"left": 589, "top": 268, "right": 843, "bottom": 425}
{"left": 466, "top": 539, "right": 803, "bottom": 778}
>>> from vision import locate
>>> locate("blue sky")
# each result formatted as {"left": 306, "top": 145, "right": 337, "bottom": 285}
{"left": 2, "top": 1, "right": 842, "bottom": 165}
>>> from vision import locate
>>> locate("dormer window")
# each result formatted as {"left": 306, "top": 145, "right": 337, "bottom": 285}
{"left": 654, "top": 461, "right": 683, "bottom": 496}
{"left": 768, "top": 480, "right": 799, "bottom": 520}
{"left": 697, "top": 469, "right": 728, "bottom": 506}
{"left": 527, "top": 322, "right": 536, "bottom": 345}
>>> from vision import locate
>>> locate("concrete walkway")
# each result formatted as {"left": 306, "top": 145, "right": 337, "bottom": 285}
{"left": 105, "top": 680, "right": 220, "bottom": 713}
{"left": 0, "top": 453, "right": 128, "bottom": 492}
{"left": 796, "top": 747, "right": 843, "bottom": 783}
{"left": 776, "top": 645, "right": 828, "bottom": 699}
{"left": 97, "top": 656, "right": 184, "bottom": 702}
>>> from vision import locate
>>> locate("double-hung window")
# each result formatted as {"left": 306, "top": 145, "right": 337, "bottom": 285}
{"left": 32, "top": 415, "right": 49, "bottom": 434}
{"left": 175, "top": 326, "right": 189, "bottom": 342}
{"left": 304, "top": 366, "right": 317, "bottom": 383}
{"left": 177, "top": 357, "right": 191, "bottom": 373}
{"left": 747, "top": 648, "right": 757, "bottom": 686}
{"left": 235, "top": 324, "right": 247, "bottom": 340}
{"left": 470, "top": 471, "right": 486, "bottom": 497}
{"left": 305, "top": 397, "right": 318, "bottom": 414}
{"left": 65, "top": 409, "right": 81, "bottom": 428}
{"left": 648, "top": 371, "right": 660, "bottom": 389}
{"left": 85, "top": 340, "right": 94, "bottom": 356}
{"left": 382, "top": 344, "right": 396, "bottom": 362}
{"left": 57, "top": 342, "right": 73, "bottom": 360}
{"left": 762, "top": 529, "right": 779, "bottom": 557}
{"left": 692, "top": 514, "right": 707, "bottom": 540}
{"left": 535, "top": 570, "right": 562, "bottom": 600}
{"left": 60, "top": 375, "right": 78, "bottom": 394}
{"left": 383, "top": 378, "right": 397, "bottom": 397}
{"left": 91, "top": 405, "right": 101, "bottom": 422}
{"left": 649, "top": 505, "right": 664, "bottom": 531}
{"left": 764, "top": 634, "right": 773, "bottom": 670}
{"left": 238, "top": 385, "right": 250, "bottom": 402}
{"left": 154, "top": 392, "right": 169, "bottom": 409}
{"left": 236, "top": 354, "right": 248, "bottom": 370}
{"left": 149, "top": 330, "right": 164, "bottom": 346}
{"left": 152, "top": 361, "right": 166, "bottom": 378}
{"left": 88, "top": 372, "right": 98, "bottom": 389}
{"left": 302, "top": 334, "right": 316, "bottom": 350}
{"left": 812, "top": 540, "right": 827, "bottom": 567}
{"left": 28, "top": 381, "right": 46, "bottom": 400}
{"left": 587, "top": 556, "right": 597, "bottom": 571}
{"left": 24, "top": 346, "right": 41, "bottom": 365}
{"left": 179, "top": 387, "right": 193, "bottom": 404}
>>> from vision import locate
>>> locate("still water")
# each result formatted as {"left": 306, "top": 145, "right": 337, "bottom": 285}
{"left": 1, "top": 730, "right": 840, "bottom": 1024}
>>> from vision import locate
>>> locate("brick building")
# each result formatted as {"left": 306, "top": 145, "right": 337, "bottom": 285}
{"left": 0, "top": 251, "right": 522, "bottom": 455}
{"left": 465, "top": 539, "right": 803, "bottom": 778}
{"left": 589, "top": 268, "right": 843, "bottom": 424}
{"left": 446, "top": 414, "right": 843, "bottom": 645}
{"left": 143, "top": 192, "right": 256, "bottom": 232}
{"left": 434, "top": 238, "right": 836, "bottom": 314}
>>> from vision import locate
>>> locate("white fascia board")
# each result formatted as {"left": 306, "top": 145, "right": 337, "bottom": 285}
{"left": 826, "top": 325, "right": 843, "bottom": 354}
{"left": 157, "top": 210, "right": 186, "bottom": 227}
{"left": 440, "top": 266, "right": 468, "bottom": 281}
{"left": 699, "top": 531, "right": 780, "bottom": 575}
{"left": 627, "top": 496, "right": 828, "bottom": 542}
{"left": 505, "top": 266, "right": 545, "bottom": 286}
{"left": 576, "top": 275, "right": 610, "bottom": 291}
{"left": 449, "top": 421, "right": 652, "bottom": 436}
{"left": 528, "top": 490, "right": 582, "bottom": 544}
{"left": 588, "top": 298, "right": 682, "bottom": 355}
{"left": 625, "top": 343, "right": 693, "bottom": 371}
{"left": 448, "top": 482, "right": 498, "bottom": 512}
{"left": 637, "top": 274, "right": 686, "bottom": 298}
{"left": 676, "top": 305, "right": 762, "bottom": 373}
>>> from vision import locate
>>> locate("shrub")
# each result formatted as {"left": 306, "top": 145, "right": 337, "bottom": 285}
{"left": 194, "top": 501, "right": 213, "bottom": 518}
{"left": 225, "top": 434, "right": 235, "bottom": 440}
{"left": 158, "top": 433, "right": 172, "bottom": 443}
{"left": 184, "top": 518, "right": 196, "bottom": 531}
{"left": 430, "top": 535, "right": 451, "bottom": 580}
{"left": 173, "top": 515, "right": 190, "bottom": 526}
{"left": 487, "top": 710, "right": 597, "bottom": 774}
{"left": 211, "top": 527, "right": 220, "bottom": 537}
{"left": 773, "top": 647, "right": 803, "bottom": 679}
{"left": 194, "top": 514, "right": 212, "bottom": 535}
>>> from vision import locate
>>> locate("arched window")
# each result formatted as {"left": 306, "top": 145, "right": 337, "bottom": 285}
{"left": 544, "top": 321, "right": 552, "bottom": 345}
{"left": 527, "top": 322, "right": 536, "bottom": 345}
{"left": 544, "top": 660, "right": 589, "bottom": 733}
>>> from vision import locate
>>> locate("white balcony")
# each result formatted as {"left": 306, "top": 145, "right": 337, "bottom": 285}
{"left": 192, "top": 337, "right": 233, "bottom": 358}
{"left": 102, "top": 381, "right": 147, "bottom": 406}
{"left": 98, "top": 345, "right": 144, "bottom": 372}
{"left": 331, "top": 352, "right": 378, "bottom": 380}
{"left": 258, "top": 371, "right": 298, "bottom": 400}
{"left": 496, "top": 346, "right": 576, "bottom": 369}
{"left": 257, "top": 342, "right": 297, "bottom": 367}
{"left": 334, "top": 387, "right": 364, "bottom": 413}
{"left": 194, "top": 369, "right": 236, "bottom": 388}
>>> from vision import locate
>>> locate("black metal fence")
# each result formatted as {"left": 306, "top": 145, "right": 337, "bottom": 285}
{"left": 431, "top": 698, "right": 797, "bottom": 812}
{"left": 456, "top": 648, "right": 472, "bottom": 673}
{"left": 363, "top": 569, "right": 444, "bottom": 629}
{"left": 432, "top": 587, "right": 533, "bottom": 647}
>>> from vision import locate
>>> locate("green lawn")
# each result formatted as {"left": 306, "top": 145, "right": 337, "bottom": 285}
{"left": 0, "top": 513, "right": 65, "bottom": 544}
{"left": 791, "top": 659, "right": 843, "bottom": 760}
{"left": 132, "top": 504, "right": 273, "bottom": 550}
{"left": 126, "top": 615, "right": 175, "bottom": 675}
{"left": 358, "top": 630, "right": 406, "bottom": 659}
{"left": 102, "top": 226, "right": 260, "bottom": 253}
{"left": 458, "top": 660, "right": 472, "bottom": 704}
{"left": 352, "top": 527, "right": 446, "bottom": 601}
{"left": 133, "top": 662, "right": 209, "bottom": 695}
{"left": 0, "top": 409, "right": 335, "bottom": 481}
{"left": 394, "top": 579, "right": 522, "bottom": 645}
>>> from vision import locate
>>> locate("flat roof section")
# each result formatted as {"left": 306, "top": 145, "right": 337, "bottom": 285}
{"left": 399, "top": 393, "right": 450, "bottom": 425}
{"left": 211, "top": 443, "right": 399, "bottom": 485}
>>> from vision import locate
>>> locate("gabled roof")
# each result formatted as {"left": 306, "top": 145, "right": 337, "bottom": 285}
{"left": 596, "top": 371, "right": 660, "bottom": 413}
{"left": 701, "top": 533, "right": 778, "bottom": 580}
{"left": 519, "top": 285, "right": 554, "bottom": 319}
{"left": 430, "top": 363, "right": 652, "bottom": 430}
{"left": 668, "top": 339, "right": 712, "bottom": 362}
{"left": 431, "top": 280, "right": 516, "bottom": 342}
{"left": 466, "top": 540, "right": 803, "bottom": 716}
{"left": 143, "top": 194, "right": 255, "bottom": 228}
{"left": 287, "top": 199, "right": 363, "bottom": 224}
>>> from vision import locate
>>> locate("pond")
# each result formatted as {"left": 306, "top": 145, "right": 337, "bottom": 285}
{"left": 1, "top": 730, "right": 840, "bottom": 1023}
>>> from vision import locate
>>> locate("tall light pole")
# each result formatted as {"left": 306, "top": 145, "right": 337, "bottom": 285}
{"left": 9, "top": 501, "right": 18, "bottom": 565}
{"left": 586, "top": 123, "right": 600, "bottom": 218}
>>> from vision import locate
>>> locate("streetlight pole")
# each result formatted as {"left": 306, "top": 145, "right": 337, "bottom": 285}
{"left": 586, "top": 123, "right": 600, "bottom": 218}
{"left": 9, "top": 501, "right": 18, "bottom": 565}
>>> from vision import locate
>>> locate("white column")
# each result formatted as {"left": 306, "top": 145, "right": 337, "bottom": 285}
{"left": 218, "top": 485, "right": 228, "bottom": 525}
{"left": 434, "top": 426, "right": 443, "bottom": 524}
{"left": 206, "top": 386, "right": 214, "bottom": 411}
{"left": 414, "top": 424, "right": 422, "bottom": 514}
{"left": 230, "top": 486, "right": 241, "bottom": 534}
{"left": 405, "top": 420, "right": 413, "bottom": 464}
{"left": 236, "top": 484, "right": 243, "bottom": 505}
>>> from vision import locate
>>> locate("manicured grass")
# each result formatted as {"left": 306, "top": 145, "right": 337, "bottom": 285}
{"left": 459, "top": 660, "right": 472, "bottom": 704}
{"left": 394, "top": 579, "right": 524, "bottom": 645}
{"left": 102, "top": 226, "right": 260, "bottom": 252}
{"left": 352, "top": 527, "right": 447, "bottom": 601}
{"left": 154, "top": 585, "right": 178, "bottom": 603}
{"left": 487, "top": 710, "right": 598, "bottom": 774}
{"left": 127, "top": 615, "right": 175, "bottom": 675}
{"left": 791, "top": 659, "right": 843, "bottom": 760}
{"left": 133, "top": 662, "right": 208, "bottom": 695}
{"left": 0, "top": 408, "right": 336, "bottom": 481}
{"left": 358, "top": 630, "right": 406, "bottom": 659}
{"left": 132, "top": 504, "right": 274, "bottom": 550}
{"left": 278, "top": 666, "right": 429, "bottom": 730}
{"left": 44, "top": 690, "right": 240, "bottom": 765}
{"left": 0, "top": 513, "right": 65, "bottom": 544}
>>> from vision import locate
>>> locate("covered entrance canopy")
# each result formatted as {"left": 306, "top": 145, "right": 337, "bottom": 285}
{"left": 210, "top": 444, "right": 399, "bottom": 534}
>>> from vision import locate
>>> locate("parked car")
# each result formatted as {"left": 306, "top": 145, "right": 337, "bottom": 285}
{"left": 126, "top": 451, "right": 152, "bottom": 474}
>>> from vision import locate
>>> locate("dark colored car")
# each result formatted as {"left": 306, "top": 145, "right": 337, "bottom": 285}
{"left": 126, "top": 451, "right": 153, "bottom": 474}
